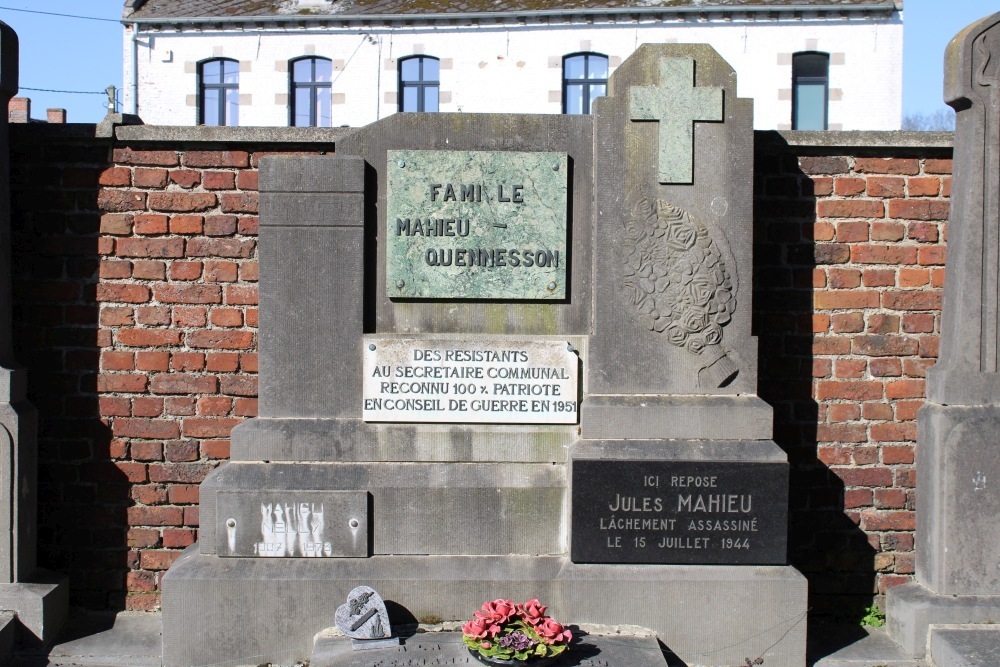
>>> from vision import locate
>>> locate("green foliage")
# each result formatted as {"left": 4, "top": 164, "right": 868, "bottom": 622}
{"left": 861, "top": 603, "right": 886, "bottom": 628}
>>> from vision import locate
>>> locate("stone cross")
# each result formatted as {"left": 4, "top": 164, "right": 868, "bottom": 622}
{"left": 630, "top": 57, "right": 723, "bottom": 184}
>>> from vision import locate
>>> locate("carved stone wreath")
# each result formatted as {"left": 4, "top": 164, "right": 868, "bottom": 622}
{"left": 618, "top": 198, "right": 739, "bottom": 388}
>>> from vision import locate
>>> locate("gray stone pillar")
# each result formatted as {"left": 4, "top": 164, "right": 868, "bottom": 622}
{"left": 256, "top": 156, "right": 365, "bottom": 420}
{"left": 888, "top": 10, "right": 1000, "bottom": 659}
{"left": 0, "top": 20, "right": 67, "bottom": 647}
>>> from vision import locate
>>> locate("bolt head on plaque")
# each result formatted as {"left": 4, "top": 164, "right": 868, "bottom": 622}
{"left": 335, "top": 585, "right": 394, "bottom": 643}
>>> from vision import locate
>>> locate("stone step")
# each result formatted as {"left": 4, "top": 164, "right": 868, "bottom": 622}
{"left": 13, "top": 612, "right": 161, "bottom": 667}
{"left": 0, "top": 612, "right": 16, "bottom": 665}
{"left": 930, "top": 626, "right": 1000, "bottom": 667}
{"left": 811, "top": 626, "right": 927, "bottom": 667}
{"left": 311, "top": 628, "right": 670, "bottom": 667}
{"left": 161, "top": 549, "right": 807, "bottom": 667}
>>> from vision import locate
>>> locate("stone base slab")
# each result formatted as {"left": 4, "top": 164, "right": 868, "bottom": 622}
{"left": 0, "top": 569, "right": 68, "bottom": 644}
{"left": 887, "top": 582, "right": 1000, "bottom": 658}
{"left": 162, "top": 549, "right": 807, "bottom": 667}
{"left": 231, "top": 417, "right": 577, "bottom": 463}
{"left": 930, "top": 625, "right": 1000, "bottom": 667}
{"left": 581, "top": 394, "right": 773, "bottom": 440}
{"left": 312, "top": 629, "right": 669, "bottom": 666}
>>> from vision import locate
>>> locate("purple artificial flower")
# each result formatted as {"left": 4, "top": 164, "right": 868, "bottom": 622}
{"left": 498, "top": 631, "right": 536, "bottom": 651}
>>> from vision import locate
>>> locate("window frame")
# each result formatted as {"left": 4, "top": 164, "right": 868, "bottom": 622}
{"left": 198, "top": 57, "right": 240, "bottom": 127}
{"left": 791, "top": 51, "right": 830, "bottom": 131}
{"left": 562, "top": 52, "right": 609, "bottom": 115}
{"left": 398, "top": 55, "right": 440, "bottom": 113}
{"left": 289, "top": 56, "right": 334, "bottom": 127}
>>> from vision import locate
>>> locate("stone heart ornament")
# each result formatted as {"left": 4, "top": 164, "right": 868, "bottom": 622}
{"left": 335, "top": 585, "right": 393, "bottom": 642}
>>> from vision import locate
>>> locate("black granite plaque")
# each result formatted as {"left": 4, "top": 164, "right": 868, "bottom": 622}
{"left": 571, "top": 459, "right": 788, "bottom": 564}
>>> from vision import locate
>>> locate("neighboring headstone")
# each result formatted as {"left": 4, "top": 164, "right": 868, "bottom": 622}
{"left": 0, "top": 20, "right": 67, "bottom": 648}
{"left": 888, "top": 11, "right": 1000, "bottom": 661}
{"left": 333, "top": 585, "right": 399, "bottom": 649}
{"left": 161, "top": 44, "right": 806, "bottom": 667}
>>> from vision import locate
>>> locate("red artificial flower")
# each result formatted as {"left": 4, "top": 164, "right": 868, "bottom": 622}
{"left": 516, "top": 599, "right": 548, "bottom": 626}
{"left": 474, "top": 599, "right": 516, "bottom": 626}
{"left": 462, "top": 616, "right": 493, "bottom": 639}
{"left": 535, "top": 618, "right": 572, "bottom": 645}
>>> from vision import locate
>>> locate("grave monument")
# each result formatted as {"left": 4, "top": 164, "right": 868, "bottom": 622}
{"left": 162, "top": 43, "right": 807, "bottom": 667}
{"left": 0, "top": 21, "right": 67, "bottom": 651}
{"left": 887, "top": 11, "right": 1000, "bottom": 662}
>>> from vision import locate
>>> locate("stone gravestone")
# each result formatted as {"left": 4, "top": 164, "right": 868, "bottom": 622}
{"left": 0, "top": 21, "right": 67, "bottom": 649}
{"left": 888, "top": 11, "right": 1000, "bottom": 660}
{"left": 333, "top": 585, "right": 398, "bottom": 649}
{"left": 161, "top": 44, "right": 807, "bottom": 667}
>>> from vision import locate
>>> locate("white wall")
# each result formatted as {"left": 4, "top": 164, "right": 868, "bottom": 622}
{"left": 125, "top": 13, "right": 902, "bottom": 131}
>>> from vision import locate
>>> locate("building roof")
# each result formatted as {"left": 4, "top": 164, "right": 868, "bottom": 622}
{"left": 124, "top": 0, "right": 899, "bottom": 22}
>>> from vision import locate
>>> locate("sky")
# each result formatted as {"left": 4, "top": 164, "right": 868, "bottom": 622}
{"left": 0, "top": 0, "right": 994, "bottom": 124}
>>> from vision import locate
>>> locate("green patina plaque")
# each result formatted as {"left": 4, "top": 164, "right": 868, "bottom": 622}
{"left": 386, "top": 150, "right": 568, "bottom": 299}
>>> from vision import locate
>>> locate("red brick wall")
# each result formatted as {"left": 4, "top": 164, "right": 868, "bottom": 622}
{"left": 755, "top": 141, "right": 950, "bottom": 617}
{"left": 10, "top": 130, "right": 333, "bottom": 610}
{"left": 97, "top": 147, "right": 266, "bottom": 610}
{"left": 10, "top": 127, "right": 950, "bottom": 617}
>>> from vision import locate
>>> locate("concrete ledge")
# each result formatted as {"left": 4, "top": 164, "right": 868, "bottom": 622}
{"left": 15, "top": 611, "right": 162, "bottom": 667}
{"left": 115, "top": 124, "right": 352, "bottom": 144}
{"left": 573, "top": 437, "right": 787, "bottom": 462}
{"left": 162, "top": 549, "right": 806, "bottom": 667}
{"left": 768, "top": 130, "right": 953, "bottom": 149}
{"left": 580, "top": 394, "right": 773, "bottom": 440}
{"left": 930, "top": 626, "right": 1000, "bottom": 667}
{"left": 11, "top": 123, "right": 955, "bottom": 153}
{"left": 230, "top": 417, "right": 575, "bottom": 463}
{"left": 887, "top": 582, "right": 1000, "bottom": 658}
{"left": 0, "top": 570, "right": 69, "bottom": 644}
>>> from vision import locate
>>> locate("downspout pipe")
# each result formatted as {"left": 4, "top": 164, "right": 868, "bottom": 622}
{"left": 130, "top": 23, "right": 139, "bottom": 115}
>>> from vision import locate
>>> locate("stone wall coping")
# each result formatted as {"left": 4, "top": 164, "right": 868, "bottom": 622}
{"left": 766, "top": 130, "right": 954, "bottom": 150}
{"left": 9, "top": 123, "right": 953, "bottom": 152}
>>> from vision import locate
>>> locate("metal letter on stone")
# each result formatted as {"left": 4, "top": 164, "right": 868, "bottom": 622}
{"left": 386, "top": 149, "right": 569, "bottom": 300}
{"left": 630, "top": 57, "right": 724, "bottom": 184}
{"left": 215, "top": 490, "right": 368, "bottom": 558}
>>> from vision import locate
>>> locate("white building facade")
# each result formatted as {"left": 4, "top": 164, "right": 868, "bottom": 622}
{"left": 122, "top": 0, "right": 903, "bottom": 131}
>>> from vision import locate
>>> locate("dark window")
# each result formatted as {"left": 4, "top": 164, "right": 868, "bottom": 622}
{"left": 563, "top": 52, "right": 608, "bottom": 114}
{"left": 199, "top": 58, "right": 239, "bottom": 126}
{"left": 792, "top": 52, "right": 829, "bottom": 130}
{"left": 398, "top": 56, "right": 439, "bottom": 112}
{"left": 291, "top": 57, "right": 333, "bottom": 127}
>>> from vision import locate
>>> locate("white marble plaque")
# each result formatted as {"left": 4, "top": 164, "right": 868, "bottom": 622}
{"left": 363, "top": 337, "right": 579, "bottom": 424}
{"left": 215, "top": 490, "right": 368, "bottom": 558}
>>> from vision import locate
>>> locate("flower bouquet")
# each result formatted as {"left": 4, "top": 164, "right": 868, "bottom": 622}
{"left": 462, "top": 599, "right": 572, "bottom": 665}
